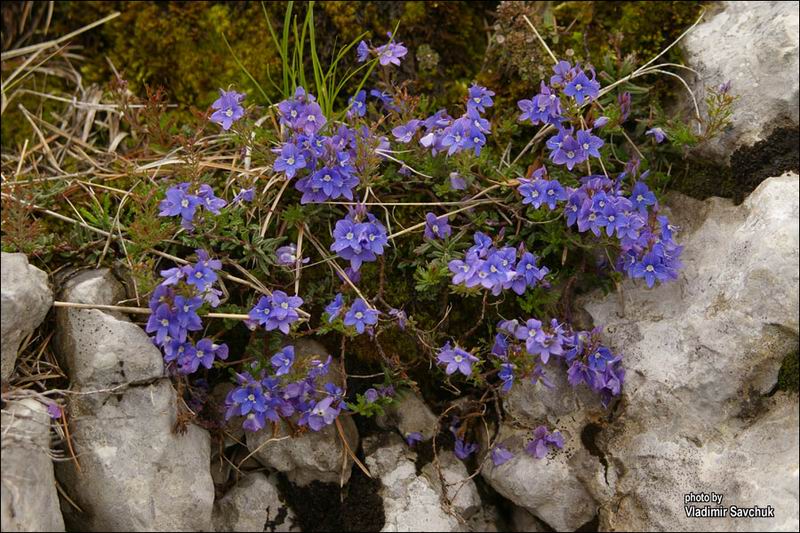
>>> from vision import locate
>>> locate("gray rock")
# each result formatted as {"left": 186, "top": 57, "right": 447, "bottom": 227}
{"left": 57, "top": 380, "right": 214, "bottom": 531}
{"left": 1, "top": 253, "right": 53, "bottom": 381}
{"left": 510, "top": 506, "right": 548, "bottom": 532}
{"left": 481, "top": 424, "right": 598, "bottom": 531}
{"left": 363, "top": 434, "right": 462, "bottom": 532}
{"left": 246, "top": 416, "right": 359, "bottom": 486}
{"left": 54, "top": 269, "right": 163, "bottom": 388}
{"left": 578, "top": 175, "right": 800, "bottom": 531}
{"left": 682, "top": 1, "right": 799, "bottom": 163}
{"left": 376, "top": 388, "right": 439, "bottom": 440}
{"left": 422, "top": 451, "right": 481, "bottom": 519}
{"left": 0, "top": 398, "right": 65, "bottom": 532}
{"left": 213, "top": 472, "right": 300, "bottom": 532}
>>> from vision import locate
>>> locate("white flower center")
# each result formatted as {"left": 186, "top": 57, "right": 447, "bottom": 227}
{"left": 526, "top": 264, "right": 534, "bottom": 270}
{"left": 196, "top": 351, "right": 204, "bottom": 358}
{"left": 583, "top": 143, "right": 590, "bottom": 150}
{"left": 608, "top": 215, "right": 615, "bottom": 222}
{"left": 281, "top": 302, "right": 289, "bottom": 309}
{"left": 637, "top": 194, "right": 644, "bottom": 202}
{"left": 307, "top": 115, "right": 316, "bottom": 122}
{"left": 181, "top": 199, "right": 189, "bottom": 208}
{"left": 576, "top": 84, "right": 583, "bottom": 91}
{"left": 646, "top": 265, "right": 655, "bottom": 272}
{"left": 287, "top": 157, "right": 295, "bottom": 165}
{"left": 346, "top": 232, "right": 354, "bottom": 240}
{"left": 161, "top": 319, "right": 169, "bottom": 327}
{"left": 432, "top": 225, "right": 439, "bottom": 233}
{"left": 547, "top": 190, "right": 554, "bottom": 196}
{"left": 323, "top": 174, "right": 332, "bottom": 182}
{"left": 567, "top": 151, "right": 575, "bottom": 158}
{"left": 355, "top": 311, "right": 364, "bottom": 319}
{"left": 225, "top": 108, "right": 233, "bottom": 117}
{"left": 454, "top": 355, "right": 463, "bottom": 363}
{"left": 290, "top": 109, "right": 298, "bottom": 118}
{"left": 248, "top": 394, "right": 255, "bottom": 401}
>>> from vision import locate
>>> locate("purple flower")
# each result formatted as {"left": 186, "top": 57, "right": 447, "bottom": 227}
{"left": 525, "top": 426, "right": 564, "bottom": 459}
{"left": 343, "top": 298, "right": 379, "bottom": 334}
{"left": 364, "top": 388, "right": 379, "bottom": 403}
{"left": 159, "top": 184, "right": 200, "bottom": 223}
{"left": 242, "top": 411, "right": 267, "bottom": 432}
{"left": 273, "top": 142, "right": 307, "bottom": 179}
{"left": 259, "top": 291, "right": 304, "bottom": 334}
{"left": 645, "top": 127, "right": 667, "bottom": 143}
{"left": 173, "top": 295, "right": 203, "bottom": 331}
{"left": 146, "top": 303, "right": 181, "bottom": 345}
{"left": 159, "top": 266, "right": 186, "bottom": 286}
{"left": 182, "top": 337, "right": 223, "bottom": 373}
{"left": 630, "top": 251, "right": 669, "bottom": 288}
{"left": 186, "top": 259, "right": 218, "bottom": 291}
{"left": 330, "top": 211, "right": 388, "bottom": 271}
{"left": 563, "top": 70, "right": 600, "bottom": 104}
{"left": 630, "top": 181, "right": 657, "bottom": 214}
{"left": 47, "top": 402, "right": 62, "bottom": 419}
{"left": 454, "top": 438, "right": 479, "bottom": 460}
{"left": 197, "top": 184, "right": 227, "bottom": 214}
{"left": 376, "top": 40, "right": 408, "bottom": 67}
{"left": 271, "top": 346, "right": 295, "bottom": 376}
{"left": 491, "top": 445, "right": 514, "bottom": 466}
{"left": 302, "top": 396, "right": 340, "bottom": 431}
{"left": 232, "top": 188, "right": 254, "bottom": 204}
{"left": 576, "top": 129, "right": 604, "bottom": 159}
{"left": 356, "top": 40, "right": 370, "bottom": 62}
{"left": 388, "top": 308, "right": 408, "bottom": 330}
{"left": 299, "top": 102, "right": 327, "bottom": 135}
{"left": 466, "top": 84, "right": 495, "bottom": 113}
{"left": 437, "top": 342, "right": 479, "bottom": 377}
{"left": 424, "top": 212, "right": 452, "bottom": 240}
{"left": 325, "top": 293, "right": 345, "bottom": 323}
{"left": 405, "top": 432, "right": 423, "bottom": 446}
{"left": 594, "top": 116, "right": 610, "bottom": 128}
{"left": 550, "top": 134, "right": 587, "bottom": 171}
{"left": 450, "top": 172, "right": 467, "bottom": 191}
{"left": 618, "top": 92, "right": 631, "bottom": 122}
{"left": 210, "top": 89, "right": 246, "bottom": 130}
{"left": 348, "top": 90, "right": 367, "bottom": 118}
{"left": 391, "top": 119, "right": 421, "bottom": 143}
{"left": 498, "top": 362, "right": 515, "bottom": 393}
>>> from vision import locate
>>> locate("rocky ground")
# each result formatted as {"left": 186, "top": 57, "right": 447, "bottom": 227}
{"left": 1, "top": 2, "right": 799, "bottom": 532}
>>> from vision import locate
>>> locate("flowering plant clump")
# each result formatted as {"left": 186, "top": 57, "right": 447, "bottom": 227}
{"left": 103, "top": 4, "right": 700, "bottom": 461}
{"left": 145, "top": 250, "right": 229, "bottom": 375}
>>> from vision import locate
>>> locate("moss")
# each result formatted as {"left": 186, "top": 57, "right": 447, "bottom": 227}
{"left": 43, "top": 1, "right": 493, "bottom": 110}
{"left": 777, "top": 349, "right": 799, "bottom": 394}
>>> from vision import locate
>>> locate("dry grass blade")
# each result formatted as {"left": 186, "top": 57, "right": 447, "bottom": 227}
{"left": 335, "top": 417, "right": 372, "bottom": 480}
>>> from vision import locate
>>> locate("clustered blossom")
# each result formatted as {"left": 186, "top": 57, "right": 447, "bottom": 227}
{"left": 448, "top": 232, "right": 549, "bottom": 296}
{"left": 518, "top": 169, "right": 682, "bottom": 288}
{"left": 248, "top": 290, "right": 304, "bottom": 334}
{"left": 412, "top": 84, "right": 494, "bottom": 157}
{"left": 330, "top": 209, "right": 388, "bottom": 271}
{"left": 224, "top": 348, "right": 346, "bottom": 433}
{"left": 145, "top": 250, "right": 229, "bottom": 375}
{"left": 525, "top": 425, "right": 564, "bottom": 459}
{"left": 491, "top": 318, "right": 625, "bottom": 407}
{"left": 210, "top": 89, "right": 245, "bottom": 130}
{"left": 272, "top": 86, "right": 390, "bottom": 205}
{"left": 158, "top": 182, "right": 227, "bottom": 230}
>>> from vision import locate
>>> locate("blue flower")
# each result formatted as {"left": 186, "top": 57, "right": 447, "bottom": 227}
{"left": 466, "top": 84, "right": 495, "bottom": 113}
{"left": 271, "top": 346, "right": 295, "bottom": 376}
{"left": 356, "top": 40, "right": 370, "bottom": 62}
{"left": 454, "top": 438, "right": 479, "bottom": 460}
{"left": 325, "top": 293, "right": 345, "bottom": 323}
{"left": 563, "top": 70, "right": 600, "bottom": 104}
{"left": 347, "top": 90, "right": 367, "bottom": 118}
{"left": 491, "top": 445, "right": 514, "bottom": 466}
{"left": 645, "top": 127, "right": 667, "bottom": 143}
{"left": 273, "top": 142, "right": 307, "bottom": 179}
{"left": 437, "top": 342, "right": 479, "bottom": 376}
{"left": 424, "top": 212, "right": 452, "bottom": 240}
{"left": 210, "top": 89, "right": 245, "bottom": 130}
{"left": 343, "top": 298, "right": 379, "bottom": 334}
{"left": 525, "top": 426, "right": 564, "bottom": 459}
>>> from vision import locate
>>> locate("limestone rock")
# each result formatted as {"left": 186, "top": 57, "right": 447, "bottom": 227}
{"left": 56, "top": 380, "right": 214, "bottom": 531}
{"left": 54, "top": 269, "right": 163, "bottom": 388}
{"left": 246, "top": 416, "right": 359, "bottom": 486}
{"left": 0, "top": 398, "right": 65, "bottom": 532}
{"left": 682, "top": 1, "right": 799, "bottom": 162}
{"left": 578, "top": 175, "right": 800, "bottom": 531}
{"left": 1, "top": 252, "right": 53, "bottom": 381}
{"left": 422, "top": 451, "right": 481, "bottom": 520}
{"left": 376, "top": 388, "right": 439, "bottom": 440}
{"left": 364, "top": 434, "right": 462, "bottom": 532}
{"left": 212, "top": 472, "right": 300, "bottom": 532}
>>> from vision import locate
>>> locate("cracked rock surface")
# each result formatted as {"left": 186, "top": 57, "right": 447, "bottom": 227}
{"left": 53, "top": 269, "right": 214, "bottom": 532}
